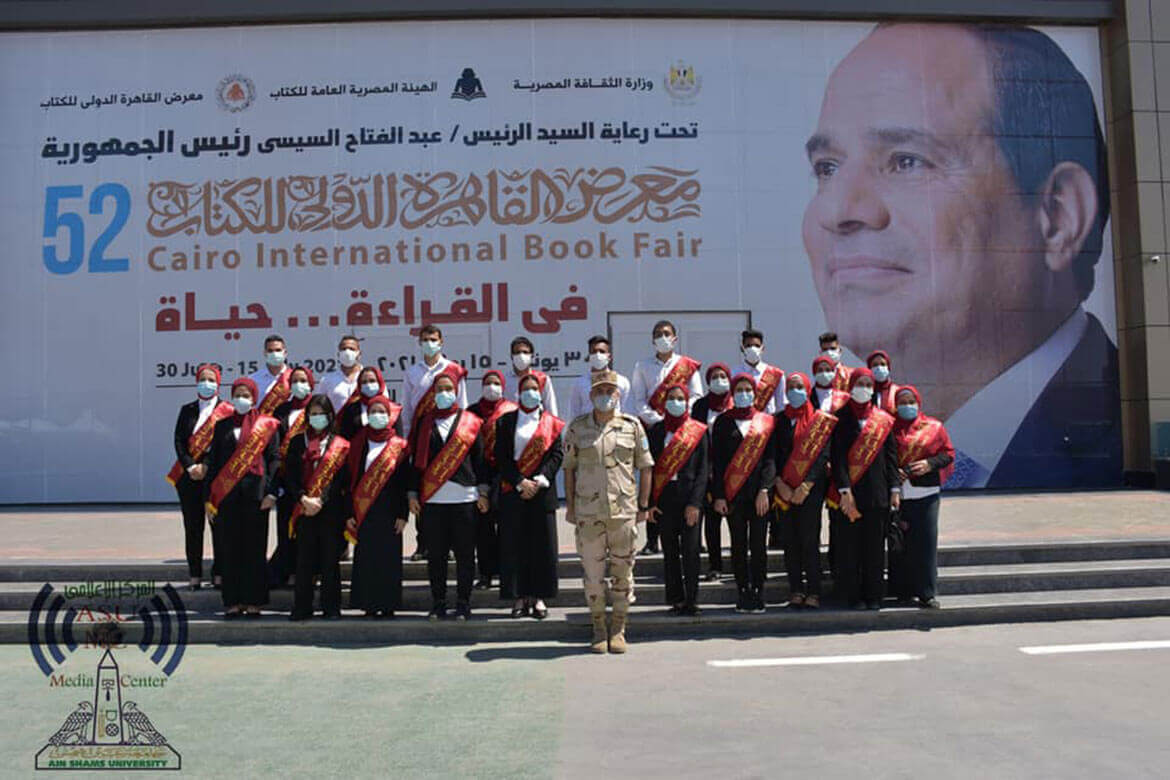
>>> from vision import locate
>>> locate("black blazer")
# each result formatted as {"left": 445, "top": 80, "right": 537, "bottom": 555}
{"left": 691, "top": 396, "right": 728, "bottom": 428}
{"left": 772, "top": 413, "right": 831, "bottom": 487}
{"left": 493, "top": 410, "right": 564, "bottom": 511}
{"left": 346, "top": 437, "right": 409, "bottom": 521}
{"left": 647, "top": 420, "right": 709, "bottom": 509}
{"left": 172, "top": 400, "right": 204, "bottom": 469}
{"left": 831, "top": 406, "right": 899, "bottom": 509}
{"left": 408, "top": 410, "right": 488, "bottom": 497}
{"left": 204, "top": 416, "right": 282, "bottom": 503}
{"left": 710, "top": 412, "right": 776, "bottom": 507}
{"left": 284, "top": 431, "right": 351, "bottom": 515}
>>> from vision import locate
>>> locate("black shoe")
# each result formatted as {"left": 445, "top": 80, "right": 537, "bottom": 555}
{"left": 364, "top": 610, "right": 378, "bottom": 618}
{"left": 866, "top": 601, "right": 881, "bottom": 611}
{"left": 895, "top": 596, "right": 915, "bottom": 607}
{"left": 680, "top": 603, "right": 701, "bottom": 617}
{"left": 667, "top": 603, "right": 685, "bottom": 616}
{"left": 734, "top": 590, "right": 750, "bottom": 613}
{"left": 224, "top": 609, "right": 242, "bottom": 620}
{"left": 244, "top": 610, "right": 261, "bottom": 619}
{"left": 380, "top": 610, "right": 396, "bottom": 619}
{"left": 410, "top": 550, "right": 427, "bottom": 562}
{"left": 322, "top": 610, "right": 341, "bottom": 620}
{"left": 511, "top": 603, "right": 529, "bottom": 618}
{"left": 288, "top": 611, "right": 311, "bottom": 622}
{"left": 531, "top": 602, "right": 548, "bottom": 620}
{"left": 454, "top": 603, "right": 471, "bottom": 621}
{"left": 750, "top": 591, "right": 767, "bottom": 614}
{"left": 705, "top": 569, "right": 721, "bottom": 582}
{"left": 428, "top": 603, "right": 447, "bottom": 621}
{"left": 918, "top": 597, "right": 940, "bottom": 609}
{"left": 851, "top": 601, "right": 867, "bottom": 611}
{"left": 474, "top": 578, "right": 493, "bottom": 590}
{"left": 639, "top": 543, "right": 658, "bottom": 555}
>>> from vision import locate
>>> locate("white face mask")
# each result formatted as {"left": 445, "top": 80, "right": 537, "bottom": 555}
{"left": 871, "top": 364, "right": 890, "bottom": 383}
{"left": 232, "top": 396, "right": 253, "bottom": 415}
{"left": 420, "top": 339, "right": 442, "bottom": 358}
{"left": 290, "top": 381, "right": 311, "bottom": 400}
{"left": 587, "top": 351, "right": 609, "bottom": 371}
{"left": 653, "top": 335, "right": 675, "bottom": 354}
{"left": 709, "top": 377, "right": 730, "bottom": 395}
{"left": 338, "top": 348, "right": 358, "bottom": 368}
{"left": 815, "top": 370, "right": 835, "bottom": 388}
{"left": 367, "top": 411, "right": 390, "bottom": 430}
{"left": 265, "top": 350, "right": 286, "bottom": 367}
{"left": 512, "top": 352, "right": 533, "bottom": 371}
{"left": 592, "top": 394, "right": 618, "bottom": 412}
{"left": 361, "top": 381, "right": 381, "bottom": 398}
{"left": 482, "top": 383, "right": 502, "bottom": 402}
{"left": 742, "top": 345, "right": 762, "bottom": 365}
{"left": 822, "top": 347, "right": 842, "bottom": 362}
{"left": 851, "top": 386, "right": 874, "bottom": 404}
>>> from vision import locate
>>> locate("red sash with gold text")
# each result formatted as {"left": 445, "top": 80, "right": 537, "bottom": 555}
{"left": 650, "top": 418, "right": 707, "bottom": 504}
{"left": 479, "top": 400, "right": 519, "bottom": 467}
{"left": 346, "top": 435, "right": 409, "bottom": 544}
{"left": 204, "top": 415, "right": 280, "bottom": 517}
{"left": 412, "top": 362, "right": 469, "bottom": 430}
{"left": 722, "top": 412, "right": 775, "bottom": 503}
{"left": 897, "top": 416, "right": 955, "bottom": 486}
{"left": 845, "top": 409, "right": 895, "bottom": 486}
{"left": 753, "top": 365, "right": 784, "bottom": 411}
{"left": 256, "top": 368, "right": 292, "bottom": 416}
{"left": 277, "top": 411, "right": 308, "bottom": 472}
{"left": 781, "top": 409, "right": 838, "bottom": 489}
{"left": 289, "top": 435, "right": 351, "bottom": 537}
{"left": 648, "top": 356, "right": 701, "bottom": 414}
{"left": 500, "top": 413, "right": 566, "bottom": 493}
{"left": 420, "top": 412, "right": 482, "bottom": 504}
{"left": 165, "top": 401, "right": 234, "bottom": 486}
{"left": 832, "top": 364, "right": 852, "bottom": 392}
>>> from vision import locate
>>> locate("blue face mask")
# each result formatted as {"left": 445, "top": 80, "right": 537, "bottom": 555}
{"left": 519, "top": 388, "right": 542, "bottom": 409}
{"left": 786, "top": 388, "right": 807, "bottom": 408}
{"left": 367, "top": 411, "right": 390, "bottom": 430}
{"left": 592, "top": 394, "right": 617, "bottom": 412}
{"left": 308, "top": 413, "right": 330, "bottom": 431}
{"left": 897, "top": 404, "right": 919, "bottom": 421}
{"left": 290, "top": 381, "right": 310, "bottom": 400}
{"left": 871, "top": 364, "right": 890, "bottom": 383}
{"left": 434, "top": 390, "right": 456, "bottom": 410}
{"left": 360, "top": 381, "right": 380, "bottom": 397}
{"left": 664, "top": 398, "right": 687, "bottom": 417}
{"left": 197, "top": 380, "right": 217, "bottom": 399}
{"left": 733, "top": 390, "right": 755, "bottom": 409}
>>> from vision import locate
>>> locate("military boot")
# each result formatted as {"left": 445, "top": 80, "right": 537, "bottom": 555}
{"left": 589, "top": 609, "right": 608, "bottom": 654}
{"left": 608, "top": 609, "right": 628, "bottom": 654}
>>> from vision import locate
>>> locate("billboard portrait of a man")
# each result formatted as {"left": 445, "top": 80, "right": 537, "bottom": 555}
{"left": 802, "top": 23, "right": 1121, "bottom": 489}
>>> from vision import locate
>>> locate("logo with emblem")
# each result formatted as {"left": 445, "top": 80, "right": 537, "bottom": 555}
{"left": 216, "top": 74, "right": 255, "bottom": 113}
{"left": 450, "top": 67, "right": 486, "bottom": 101}
{"left": 664, "top": 62, "right": 701, "bottom": 102}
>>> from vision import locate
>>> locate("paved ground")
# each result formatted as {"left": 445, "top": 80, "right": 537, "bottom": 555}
{"left": 2, "top": 490, "right": 1169, "bottom": 561}
{"left": 1, "top": 617, "right": 1168, "bottom": 778}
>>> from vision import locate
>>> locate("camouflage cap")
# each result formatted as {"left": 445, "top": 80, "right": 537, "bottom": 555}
{"left": 590, "top": 370, "right": 621, "bottom": 390}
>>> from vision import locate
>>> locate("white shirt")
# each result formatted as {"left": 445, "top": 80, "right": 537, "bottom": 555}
{"left": 631, "top": 353, "right": 704, "bottom": 426}
{"left": 365, "top": 439, "right": 387, "bottom": 472}
{"left": 739, "top": 360, "right": 786, "bottom": 414}
{"left": 944, "top": 307, "right": 1089, "bottom": 489}
{"left": 513, "top": 407, "right": 551, "bottom": 488}
{"left": 568, "top": 370, "right": 632, "bottom": 422}
{"left": 401, "top": 356, "right": 469, "bottom": 439}
{"left": 317, "top": 367, "right": 362, "bottom": 417}
{"left": 195, "top": 396, "right": 218, "bottom": 430}
{"left": 734, "top": 417, "right": 750, "bottom": 436}
{"left": 813, "top": 385, "right": 835, "bottom": 412}
{"left": 507, "top": 373, "right": 558, "bottom": 417}
{"left": 247, "top": 364, "right": 287, "bottom": 403}
{"left": 427, "top": 412, "right": 479, "bottom": 504}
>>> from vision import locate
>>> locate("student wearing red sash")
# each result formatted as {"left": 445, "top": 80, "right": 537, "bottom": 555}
{"left": 345, "top": 395, "right": 410, "bottom": 618}
{"left": 831, "top": 368, "right": 901, "bottom": 610}
{"left": 204, "top": 377, "right": 281, "bottom": 618}
{"left": 247, "top": 334, "right": 293, "bottom": 413}
{"left": 867, "top": 350, "right": 902, "bottom": 414}
{"left": 692, "top": 363, "right": 733, "bottom": 581}
{"left": 739, "top": 329, "right": 785, "bottom": 414}
{"left": 811, "top": 354, "right": 851, "bottom": 587}
{"left": 773, "top": 372, "right": 836, "bottom": 609}
{"left": 647, "top": 385, "right": 709, "bottom": 616}
{"left": 819, "top": 331, "right": 852, "bottom": 391}
{"left": 402, "top": 324, "right": 469, "bottom": 561}
{"left": 631, "top": 319, "right": 704, "bottom": 555}
{"left": 890, "top": 386, "right": 955, "bottom": 609}
{"left": 268, "top": 365, "right": 315, "bottom": 588}
{"left": 408, "top": 373, "right": 490, "bottom": 621}
{"left": 286, "top": 396, "right": 351, "bottom": 620}
{"left": 339, "top": 366, "right": 402, "bottom": 440}
{"left": 711, "top": 374, "right": 777, "bottom": 614}
{"left": 469, "top": 370, "right": 516, "bottom": 591}
{"left": 169, "top": 364, "right": 232, "bottom": 590}
{"left": 494, "top": 373, "right": 565, "bottom": 619}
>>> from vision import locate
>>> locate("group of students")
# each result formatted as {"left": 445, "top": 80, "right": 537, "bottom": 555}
{"left": 169, "top": 321, "right": 954, "bottom": 623}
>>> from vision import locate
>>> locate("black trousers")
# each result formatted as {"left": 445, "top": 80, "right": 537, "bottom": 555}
{"left": 217, "top": 491, "right": 269, "bottom": 607}
{"left": 644, "top": 511, "right": 660, "bottom": 549}
{"left": 828, "top": 507, "right": 846, "bottom": 582}
{"left": 727, "top": 502, "right": 768, "bottom": 593}
{"left": 658, "top": 488, "right": 701, "bottom": 605}
{"left": 836, "top": 504, "right": 888, "bottom": 604}
{"left": 176, "top": 477, "right": 220, "bottom": 579}
{"left": 898, "top": 494, "right": 940, "bottom": 600}
{"left": 704, "top": 499, "right": 724, "bottom": 572}
{"left": 293, "top": 509, "right": 344, "bottom": 615}
{"left": 267, "top": 494, "right": 298, "bottom": 585}
{"left": 783, "top": 484, "right": 826, "bottom": 597}
{"left": 424, "top": 502, "right": 477, "bottom": 606}
{"left": 476, "top": 504, "right": 499, "bottom": 580}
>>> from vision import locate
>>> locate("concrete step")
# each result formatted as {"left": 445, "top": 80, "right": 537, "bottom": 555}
{"left": 8, "top": 585, "right": 1170, "bottom": 645}
{"left": 8, "top": 559, "right": 1170, "bottom": 614}
{"left": 3, "top": 539, "right": 1170, "bottom": 583}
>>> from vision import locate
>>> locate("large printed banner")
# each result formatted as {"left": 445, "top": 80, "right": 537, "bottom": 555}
{"left": 0, "top": 19, "right": 1119, "bottom": 502}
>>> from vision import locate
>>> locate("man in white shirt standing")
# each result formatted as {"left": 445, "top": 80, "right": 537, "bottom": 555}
{"left": 738, "top": 328, "right": 785, "bottom": 414}
{"left": 316, "top": 335, "right": 364, "bottom": 415}
{"left": 630, "top": 319, "right": 704, "bottom": 555}
{"left": 568, "top": 335, "right": 631, "bottom": 421}
{"left": 507, "top": 336, "right": 558, "bottom": 416}
{"left": 248, "top": 335, "right": 293, "bottom": 415}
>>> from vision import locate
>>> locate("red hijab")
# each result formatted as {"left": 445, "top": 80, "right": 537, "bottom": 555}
{"left": 230, "top": 377, "right": 265, "bottom": 476}
{"left": 197, "top": 363, "right": 221, "bottom": 395}
{"left": 357, "top": 366, "right": 387, "bottom": 407}
{"left": 812, "top": 355, "right": 837, "bottom": 379}
{"left": 517, "top": 372, "right": 543, "bottom": 412}
{"left": 288, "top": 366, "right": 315, "bottom": 411}
{"left": 893, "top": 385, "right": 956, "bottom": 485}
{"left": 866, "top": 350, "right": 892, "bottom": 389}
{"left": 726, "top": 373, "right": 757, "bottom": 420}
{"left": 705, "top": 362, "right": 732, "bottom": 412}
{"left": 783, "top": 371, "right": 815, "bottom": 424}
{"left": 847, "top": 367, "right": 875, "bottom": 420}
{"left": 662, "top": 384, "right": 690, "bottom": 432}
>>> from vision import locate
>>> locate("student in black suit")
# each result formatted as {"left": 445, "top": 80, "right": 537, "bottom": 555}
{"left": 204, "top": 377, "right": 281, "bottom": 619}
{"left": 691, "top": 362, "right": 732, "bottom": 580}
{"left": 169, "top": 363, "right": 231, "bottom": 590}
{"left": 494, "top": 373, "right": 565, "bottom": 619}
{"left": 831, "top": 368, "right": 901, "bottom": 610}
{"left": 647, "top": 384, "right": 710, "bottom": 616}
{"left": 408, "top": 374, "right": 491, "bottom": 621}
{"left": 711, "top": 374, "right": 777, "bottom": 614}
{"left": 268, "top": 365, "right": 315, "bottom": 588}
{"left": 286, "top": 396, "right": 351, "bottom": 621}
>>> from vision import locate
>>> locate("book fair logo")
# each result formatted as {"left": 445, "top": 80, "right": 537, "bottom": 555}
{"left": 664, "top": 61, "right": 701, "bottom": 102}
{"left": 27, "top": 583, "right": 186, "bottom": 770}
{"left": 450, "top": 67, "right": 486, "bottom": 101}
{"left": 216, "top": 74, "right": 255, "bottom": 113}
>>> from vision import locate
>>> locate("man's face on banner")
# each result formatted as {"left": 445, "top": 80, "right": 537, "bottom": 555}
{"left": 802, "top": 24, "right": 1047, "bottom": 385}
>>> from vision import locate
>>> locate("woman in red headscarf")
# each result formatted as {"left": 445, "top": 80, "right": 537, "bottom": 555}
{"left": 647, "top": 384, "right": 709, "bottom": 616}
{"left": 204, "top": 376, "right": 282, "bottom": 618}
{"left": 829, "top": 368, "right": 900, "bottom": 610}
{"left": 772, "top": 372, "right": 837, "bottom": 609}
{"left": 889, "top": 386, "right": 954, "bottom": 609}
{"left": 346, "top": 394, "right": 410, "bottom": 618}
{"left": 711, "top": 373, "right": 776, "bottom": 614}
{"left": 267, "top": 365, "right": 315, "bottom": 587}
{"left": 167, "top": 363, "right": 233, "bottom": 591}
{"left": 494, "top": 372, "right": 564, "bottom": 619}
{"left": 468, "top": 370, "right": 517, "bottom": 591}
{"left": 866, "top": 350, "right": 902, "bottom": 414}
{"left": 339, "top": 366, "right": 401, "bottom": 440}
{"left": 692, "top": 362, "right": 733, "bottom": 580}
